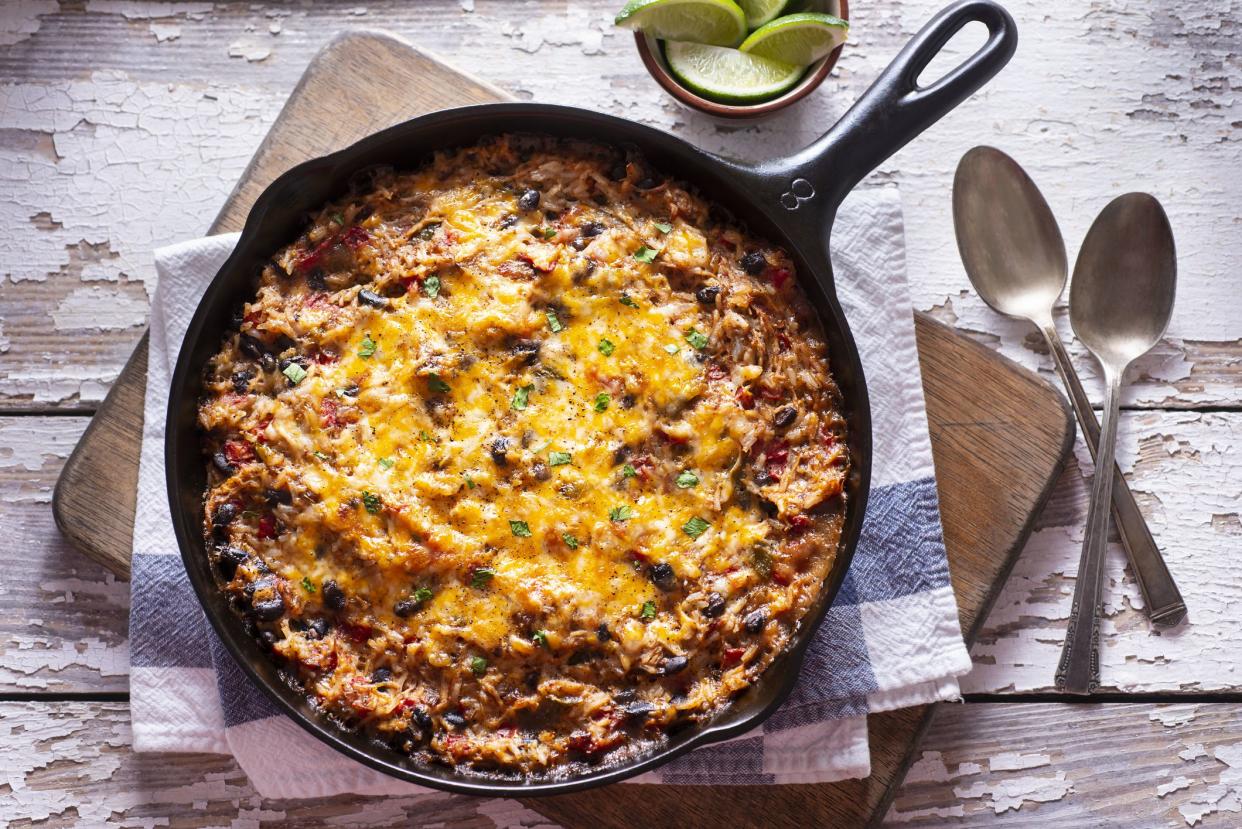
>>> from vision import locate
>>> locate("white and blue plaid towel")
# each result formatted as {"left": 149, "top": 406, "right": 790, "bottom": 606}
{"left": 130, "top": 186, "right": 971, "bottom": 799}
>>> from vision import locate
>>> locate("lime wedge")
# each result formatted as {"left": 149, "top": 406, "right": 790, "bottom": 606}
{"left": 615, "top": 0, "right": 748, "bottom": 47}
{"left": 735, "top": 0, "right": 790, "bottom": 29}
{"left": 664, "top": 41, "right": 804, "bottom": 104}
{"left": 739, "top": 12, "right": 849, "bottom": 66}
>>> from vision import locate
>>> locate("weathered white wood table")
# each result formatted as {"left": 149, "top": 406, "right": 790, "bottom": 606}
{"left": 2, "top": 1, "right": 1239, "bottom": 826}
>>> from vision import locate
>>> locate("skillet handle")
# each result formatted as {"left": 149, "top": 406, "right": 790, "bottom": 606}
{"left": 772, "top": 0, "right": 1017, "bottom": 217}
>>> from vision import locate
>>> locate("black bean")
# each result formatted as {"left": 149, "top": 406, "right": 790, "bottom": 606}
{"left": 231, "top": 370, "right": 254, "bottom": 394}
{"left": 489, "top": 436, "right": 512, "bottom": 465}
{"left": 518, "top": 189, "right": 541, "bottom": 211}
{"left": 662, "top": 655, "right": 688, "bottom": 675}
{"left": 306, "top": 267, "right": 327, "bottom": 291}
{"left": 531, "top": 462, "right": 551, "bottom": 482}
{"left": 322, "top": 579, "right": 346, "bottom": 611}
{"left": 216, "top": 545, "right": 249, "bottom": 580}
{"left": 411, "top": 706, "right": 432, "bottom": 729}
{"left": 597, "top": 622, "right": 611, "bottom": 642}
{"left": 252, "top": 595, "right": 286, "bottom": 621}
{"left": 340, "top": 383, "right": 360, "bottom": 397}
{"left": 511, "top": 339, "right": 541, "bottom": 365}
{"left": 371, "top": 666, "right": 392, "bottom": 683}
{"left": 306, "top": 618, "right": 330, "bottom": 639}
{"left": 702, "top": 592, "right": 726, "bottom": 618}
{"left": 744, "top": 608, "right": 768, "bottom": 634}
{"left": 354, "top": 204, "right": 374, "bottom": 223}
{"left": 741, "top": 251, "right": 768, "bottom": 275}
{"left": 278, "top": 356, "right": 307, "bottom": 373}
{"left": 443, "top": 712, "right": 466, "bottom": 729}
{"left": 579, "top": 221, "right": 605, "bottom": 237}
{"left": 239, "top": 334, "right": 267, "bottom": 360}
{"left": 498, "top": 213, "right": 519, "bottom": 229}
{"left": 544, "top": 210, "right": 560, "bottom": 221}
{"left": 212, "top": 502, "right": 237, "bottom": 528}
{"left": 258, "top": 352, "right": 277, "bottom": 373}
{"left": 609, "top": 163, "right": 628, "bottom": 181}
{"left": 773, "top": 406, "right": 797, "bottom": 428}
{"left": 252, "top": 557, "right": 272, "bottom": 575}
{"left": 636, "top": 176, "right": 659, "bottom": 190}
{"left": 620, "top": 393, "right": 636, "bottom": 409}
{"left": 394, "top": 598, "right": 420, "bottom": 617}
{"left": 568, "top": 649, "right": 596, "bottom": 665}
{"left": 755, "top": 469, "right": 776, "bottom": 487}
{"left": 612, "top": 445, "right": 632, "bottom": 465}
{"left": 259, "top": 628, "right": 281, "bottom": 648}
{"left": 649, "top": 562, "right": 676, "bottom": 592}
{"left": 264, "top": 488, "right": 293, "bottom": 507}
{"left": 358, "top": 289, "right": 389, "bottom": 309}
{"left": 613, "top": 688, "right": 637, "bottom": 703}
{"left": 695, "top": 285, "right": 720, "bottom": 304}
{"left": 570, "top": 237, "right": 588, "bottom": 251}
{"left": 622, "top": 701, "right": 655, "bottom": 720}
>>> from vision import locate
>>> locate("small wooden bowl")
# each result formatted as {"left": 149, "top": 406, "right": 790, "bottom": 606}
{"left": 634, "top": 0, "right": 849, "bottom": 119}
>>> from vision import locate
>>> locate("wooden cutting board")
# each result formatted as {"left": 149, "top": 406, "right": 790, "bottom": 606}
{"left": 52, "top": 30, "right": 1073, "bottom": 828}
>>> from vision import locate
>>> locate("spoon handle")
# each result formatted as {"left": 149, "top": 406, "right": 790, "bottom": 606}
{"left": 1041, "top": 325, "right": 1186, "bottom": 626}
{"left": 1057, "top": 370, "right": 1124, "bottom": 694}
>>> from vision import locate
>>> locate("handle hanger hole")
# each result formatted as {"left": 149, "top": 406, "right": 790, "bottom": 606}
{"left": 916, "top": 19, "right": 989, "bottom": 89}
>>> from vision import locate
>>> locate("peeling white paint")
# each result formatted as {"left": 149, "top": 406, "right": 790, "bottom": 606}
{"left": 0, "top": 0, "right": 56, "bottom": 46}
{"left": 149, "top": 22, "right": 181, "bottom": 42}
{"left": 1182, "top": 743, "right": 1210, "bottom": 761}
{"left": 1159, "top": 776, "right": 1193, "bottom": 797}
{"left": 0, "top": 418, "right": 79, "bottom": 471}
{"left": 228, "top": 39, "right": 271, "bottom": 62}
{"left": 51, "top": 285, "right": 148, "bottom": 331}
{"left": 85, "top": 1, "right": 214, "bottom": 20}
{"left": 989, "top": 752, "right": 1052, "bottom": 772}
{"left": 954, "top": 773, "right": 1075, "bottom": 814}
{"left": 1178, "top": 742, "right": 1242, "bottom": 826}
{"left": 1152, "top": 706, "right": 1200, "bottom": 728}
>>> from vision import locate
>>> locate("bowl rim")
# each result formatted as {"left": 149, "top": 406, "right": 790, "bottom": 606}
{"left": 633, "top": 0, "right": 850, "bottom": 119}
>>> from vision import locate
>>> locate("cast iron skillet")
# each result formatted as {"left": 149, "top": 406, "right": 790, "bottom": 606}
{"left": 167, "top": 0, "right": 1015, "bottom": 796}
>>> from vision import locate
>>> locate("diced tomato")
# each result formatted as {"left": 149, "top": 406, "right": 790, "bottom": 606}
{"left": 341, "top": 622, "right": 373, "bottom": 643}
{"left": 222, "top": 439, "right": 254, "bottom": 466}
{"left": 777, "top": 332, "right": 791, "bottom": 352}
{"left": 320, "top": 398, "right": 339, "bottom": 429}
{"left": 256, "top": 513, "right": 278, "bottom": 539}
{"left": 722, "top": 647, "right": 745, "bottom": 668}
{"left": 706, "top": 362, "right": 728, "bottom": 381}
{"left": 628, "top": 550, "right": 648, "bottom": 563}
{"left": 769, "top": 267, "right": 792, "bottom": 289}
{"left": 788, "top": 514, "right": 812, "bottom": 532}
{"left": 735, "top": 387, "right": 755, "bottom": 410}
{"left": 568, "top": 733, "right": 597, "bottom": 755}
{"left": 250, "top": 415, "right": 273, "bottom": 444}
{"left": 341, "top": 225, "right": 370, "bottom": 249}
{"left": 766, "top": 448, "right": 789, "bottom": 466}
{"left": 322, "top": 651, "right": 338, "bottom": 673}
{"left": 312, "top": 348, "right": 337, "bottom": 365}
{"left": 244, "top": 310, "right": 263, "bottom": 326}
{"left": 772, "top": 567, "right": 793, "bottom": 586}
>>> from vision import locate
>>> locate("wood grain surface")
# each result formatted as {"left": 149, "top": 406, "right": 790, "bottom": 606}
{"left": 46, "top": 29, "right": 1073, "bottom": 828}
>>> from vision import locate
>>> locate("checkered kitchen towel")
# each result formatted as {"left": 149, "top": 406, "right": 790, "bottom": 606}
{"left": 129, "top": 186, "right": 971, "bottom": 799}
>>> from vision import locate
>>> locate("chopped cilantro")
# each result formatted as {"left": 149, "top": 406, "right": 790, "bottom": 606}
{"left": 532, "top": 630, "right": 549, "bottom": 648}
{"left": 511, "top": 383, "right": 533, "bottom": 410}
{"left": 676, "top": 470, "right": 699, "bottom": 488}
{"left": 686, "top": 328, "right": 709, "bottom": 350}
{"left": 538, "top": 226, "right": 557, "bottom": 239}
{"left": 622, "top": 464, "right": 637, "bottom": 479}
{"left": 423, "top": 274, "right": 441, "bottom": 298}
{"left": 634, "top": 245, "right": 658, "bottom": 263}
{"left": 378, "top": 457, "right": 395, "bottom": 470}
{"left": 664, "top": 343, "right": 680, "bottom": 355}
{"left": 609, "top": 505, "right": 633, "bottom": 522}
{"left": 562, "top": 532, "right": 580, "bottom": 549}
{"left": 597, "top": 338, "right": 616, "bottom": 357}
{"left": 619, "top": 293, "right": 639, "bottom": 308}
{"left": 427, "top": 373, "right": 451, "bottom": 393}
{"left": 313, "top": 450, "right": 331, "bottom": 462}
{"left": 548, "top": 451, "right": 572, "bottom": 467}
{"left": 469, "top": 655, "right": 487, "bottom": 676}
{"left": 463, "top": 472, "right": 476, "bottom": 489}
{"left": 471, "top": 567, "right": 495, "bottom": 588}
{"left": 412, "top": 586, "right": 434, "bottom": 604}
{"left": 359, "top": 334, "right": 377, "bottom": 358}
{"left": 331, "top": 211, "right": 345, "bottom": 225}
{"left": 361, "top": 491, "right": 382, "bottom": 514}
{"left": 654, "top": 221, "right": 673, "bottom": 233}
{"left": 640, "top": 600, "right": 657, "bottom": 621}
{"left": 682, "top": 516, "right": 710, "bottom": 538}
{"left": 546, "top": 309, "right": 564, "bottom": 333}
{"left": 593, "top": 392, "right": 610, "bottom": 412}
{"left": 282, "top": 362, "right": 307, "bottom": 385}
{"left": 301, "top": 576, "right": 316, "bottom": 593}
{"left": 418, "top": 430, "right": 439, "bottom": 444}
{"left": 509, "top": 520, "right": 533, "bottom": 538}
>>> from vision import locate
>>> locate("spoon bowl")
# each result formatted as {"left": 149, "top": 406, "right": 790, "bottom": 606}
{"left": 1070, "top": 193, "right": 1177, "bottom": 367}
{"left": 953, "top": 145, "right": 1067, "bottom": 323}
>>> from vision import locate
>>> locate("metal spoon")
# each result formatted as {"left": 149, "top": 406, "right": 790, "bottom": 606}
{"left": 952, "top": 147, "right": 1186, "bottom": 628}
{"left": 1055, "top": 193, "right": 1177, "bottom": 694}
